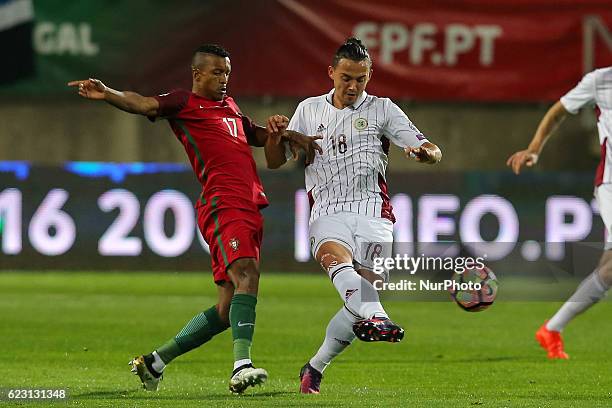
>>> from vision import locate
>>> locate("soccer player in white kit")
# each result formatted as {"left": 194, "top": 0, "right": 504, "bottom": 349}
{"left": 507, "top": 66, "right": 612, "bottom": 359}
{"left": 266, "top": 38, "right": 442, "bottom": 393}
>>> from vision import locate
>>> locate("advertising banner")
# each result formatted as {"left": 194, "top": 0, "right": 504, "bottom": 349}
{"left": 2, "top": 0, "right": 611, "bottom": 101}
{"left": 0, "top": 162, "right": 607, "bottom": 281}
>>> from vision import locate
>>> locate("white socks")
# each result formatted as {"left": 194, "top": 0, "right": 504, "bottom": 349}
{"left": 309, "top": 307, "right": 357, "bottom": 373}
{"left": 329, "top": 262, "right": 388, "bottom": 320}
{"left": 233, "top": 359, "right": 252, "bottom": 371}
{"left": 546, "top": 270, "right": 609, "bottom": 332}
{"left": 151, "top": 351, "right": 166, "bottom": 373}
{"left": 309, "top": 263, "right": 390, "bottom": 373}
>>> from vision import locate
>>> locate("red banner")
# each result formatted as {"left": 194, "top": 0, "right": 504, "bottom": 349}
{"left": 15, "top": 1, "right": 610, "bottom": 102}
{"left": 177, "top": 0, "right": 612, "bottom": 102}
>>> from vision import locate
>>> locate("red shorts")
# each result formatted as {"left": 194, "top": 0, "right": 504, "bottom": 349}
{"left": 198, "top": 206, "right": 264, "bottom": 284}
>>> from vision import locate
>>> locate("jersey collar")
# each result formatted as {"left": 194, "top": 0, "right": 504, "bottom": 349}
{"left": 326, "top": 89, "right": 368, "bottom": 110}
{"left": 192, "top": 92, "right": 229, "bottom": 105}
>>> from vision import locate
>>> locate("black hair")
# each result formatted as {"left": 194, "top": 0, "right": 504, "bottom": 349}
{"left": 192, "top": 44, "right": 230, "bottom": 65}
{"left": 332, "top": 37, "right": 371, "bottom": 67}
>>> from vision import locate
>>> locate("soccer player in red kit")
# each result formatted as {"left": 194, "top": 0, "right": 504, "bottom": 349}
{"left": 68, "top": 44, "right": 319, "bottom": 394}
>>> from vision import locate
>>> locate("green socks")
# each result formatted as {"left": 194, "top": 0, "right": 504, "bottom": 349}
{"left": 153, "top": 294, "right": 258, "bottom": 369}
{"left": 230, "top": 294, "right": 258, "bottom": 364}
{"left": 156, "top": 305, "right": 229, "bottom": 364}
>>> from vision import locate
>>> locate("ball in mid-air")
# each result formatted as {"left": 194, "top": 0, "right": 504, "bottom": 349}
{"left": 449, "top": 265, "right": 498, "bottom": 312}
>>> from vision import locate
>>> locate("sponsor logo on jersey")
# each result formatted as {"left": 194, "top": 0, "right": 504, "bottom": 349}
{"left": 354, "top": 118, "right": 368, "bottom": 130}
{"left": 229, "top": 238, "right": 240, "bottom": 251}
{"left": 316, "top": 124, "right": 326, "bottom": 134}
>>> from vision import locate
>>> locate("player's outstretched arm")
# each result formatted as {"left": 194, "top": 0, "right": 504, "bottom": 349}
{"left": 506, "top": 100, "right": 568, "bottom": 175}
{"left": 67, "top": 78, "right": 160, "bottom": 117}
{"left": 405, "top": 142, "right": 442, "bottom": 164}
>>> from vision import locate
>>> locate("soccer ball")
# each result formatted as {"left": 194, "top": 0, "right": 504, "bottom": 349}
{"left": 449, "top": 265, "right": 498, "bottom": 312}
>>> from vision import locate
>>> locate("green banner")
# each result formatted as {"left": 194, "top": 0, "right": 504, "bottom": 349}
{"left": 1, "top": 0, "right": 211, "bottom": 96}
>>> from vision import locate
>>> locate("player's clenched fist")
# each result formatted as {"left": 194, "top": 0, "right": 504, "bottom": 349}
{"left": 266, "top": 115, "right": 289, "bottom": 136}
{"left": 266, "top": 114, "right": 289, "bottom": 146}
{"left": 67, "top": 78, "right": 107, "bottom": 100}
{"left": 506, "top": 149, "right": 539, "bottom": 175}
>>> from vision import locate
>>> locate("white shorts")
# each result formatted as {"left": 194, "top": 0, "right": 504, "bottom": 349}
{"left": 595, "top": 184, "right": 612, "bottom": 250}
{"left": 309, "top": 212, "right": 394, "bottom": 275}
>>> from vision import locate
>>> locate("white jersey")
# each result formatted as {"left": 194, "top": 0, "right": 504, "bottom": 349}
{"left": 560, "top": 66, "right": 612, "bottom": 185}
{"left": 288, "top": 89, "right": 428, "bottom": 223}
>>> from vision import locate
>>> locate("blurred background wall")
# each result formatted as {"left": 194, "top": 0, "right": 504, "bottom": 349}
{"left": 0, "top": 98, "right": 601, "bottom": 172}
{"left": 1, "top": 0, "right": 609, "bottom": 171}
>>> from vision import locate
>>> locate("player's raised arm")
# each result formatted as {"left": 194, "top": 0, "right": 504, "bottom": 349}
{"left": 68, "top": 78, "right": 160, "bottom": 117}
{"left": 506, "top": 101, "right": 568, "bottom": 175}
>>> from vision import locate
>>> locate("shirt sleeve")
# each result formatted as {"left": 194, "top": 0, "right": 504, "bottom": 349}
{"left": 148, "top": 89, "right": 191, "bottom": 120}
{"left": 560, "top": 71, "right": 597, "bottom": 114}
{"left": 287, "top": 101, "right": 307, "bottom": 134}
{"left": 382, "top": 99, "right": 428, "bottom": 148}
{"left": 241, "top": 115, "right": 259, "bottom": 144}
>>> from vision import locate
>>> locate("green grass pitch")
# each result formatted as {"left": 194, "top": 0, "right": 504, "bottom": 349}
{"left": 0, "top": 272, "right": 611, "bottom": 407}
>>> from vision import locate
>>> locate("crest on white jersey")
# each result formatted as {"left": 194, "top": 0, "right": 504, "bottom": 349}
{"left": 354, "top": 118, "right": 368, "bottom": 130}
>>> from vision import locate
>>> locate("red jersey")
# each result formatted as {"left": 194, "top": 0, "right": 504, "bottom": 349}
{"left": 151, "top": 89, "right": 269, "bottom": 211}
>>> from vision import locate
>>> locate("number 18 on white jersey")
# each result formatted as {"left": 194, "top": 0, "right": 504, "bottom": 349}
{"left": 287, "top": 89, "right": 429, "bottom": 224}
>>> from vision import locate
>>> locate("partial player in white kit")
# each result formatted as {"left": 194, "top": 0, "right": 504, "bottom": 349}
{"left": 507, "top": 66, "right": 612, "bottom": 359}
{"left": 266, "top": 38, "right": 442, "bottom": 393}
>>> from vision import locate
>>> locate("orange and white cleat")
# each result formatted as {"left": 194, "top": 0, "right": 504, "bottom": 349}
{"left": 535, "top": 322, "right": 569, "bottom": 359}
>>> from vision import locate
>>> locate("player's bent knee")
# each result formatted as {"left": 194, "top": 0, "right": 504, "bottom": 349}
{"left": 316, "top": 243, "right": 352, "bottom": 273}
{"left": 228, "top": 258, "right": 260, "bottom": 288}
{"left": 318, "top": 252, "right": 341, "bottom": 273}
